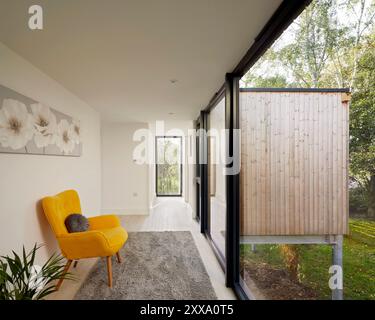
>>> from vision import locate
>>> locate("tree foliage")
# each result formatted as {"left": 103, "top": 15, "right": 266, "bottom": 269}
{"left": 350, "top": 35, "right": 375, "bottom": 179}
{"left": 279, "top": 0, "right": 339, "bottom": 87}
{"left": 349, "top": 34, "right": 375, "bottom": 216}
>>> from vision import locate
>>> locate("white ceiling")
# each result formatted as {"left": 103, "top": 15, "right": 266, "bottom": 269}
{"left": 0, "top": 0, "right": 282, "bottom": 122}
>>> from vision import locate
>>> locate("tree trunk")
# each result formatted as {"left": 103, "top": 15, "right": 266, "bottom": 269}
{"left": 280, "top": 245, "right": 300, "bottom": 282}
{"left": 368, "top": 175, "right": 375, "bottom": 218}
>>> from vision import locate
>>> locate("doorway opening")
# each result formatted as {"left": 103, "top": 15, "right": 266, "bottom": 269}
{"left": 155, "top": 136, "right": 183, "bottom": 197}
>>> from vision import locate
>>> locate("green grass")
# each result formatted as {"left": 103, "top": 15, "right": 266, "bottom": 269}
{"left": 349, "top": 219, "right": 375, "bottom": 246}
{"left": 241, "top": 219, "right": 375, "bottom": 300}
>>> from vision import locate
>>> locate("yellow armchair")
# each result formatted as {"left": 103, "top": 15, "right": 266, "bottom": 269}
{"left": 42, "top": 190, "right": 128, "bottom": 288}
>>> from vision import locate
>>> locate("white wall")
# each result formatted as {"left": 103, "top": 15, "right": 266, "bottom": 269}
{"left": 101, "top": 122, "right": 149, "bottom": 215}
{"left": 0, "top": 43, "right": 102, "bottom": 264}
{"left": 102, "top": 120, "right": 196, "bottom": 216}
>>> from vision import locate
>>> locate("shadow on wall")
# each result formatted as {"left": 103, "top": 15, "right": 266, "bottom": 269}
{"left": 33, "top": 200, "right": 59, "bottom": 262}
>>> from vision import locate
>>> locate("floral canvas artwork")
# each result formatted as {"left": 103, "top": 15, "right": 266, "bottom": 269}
{"left": 0, "top": 85, "right": 82, "bottom": 156}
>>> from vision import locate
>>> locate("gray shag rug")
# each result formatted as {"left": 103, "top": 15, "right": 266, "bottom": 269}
{"left": 74, "top": 231, "right": 217, "bottom": 300}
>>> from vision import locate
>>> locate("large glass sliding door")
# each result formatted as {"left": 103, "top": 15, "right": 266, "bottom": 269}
{"left": 207, "top": 97, "right": 227, "bottom": 263}
{"left": 195, "top": 119, "right": 201, "bottom": 222}
{"left": 195, "top": 0, "right": 311, "bottom": 300}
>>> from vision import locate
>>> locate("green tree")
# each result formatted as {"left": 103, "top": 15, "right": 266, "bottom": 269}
{"left": 244, "top": 0, "right": 375, "bottom": 89}
{"left": 278, "top": 0, "right": 339, "bottom": 87}
{"left": 349, "top": 34, "right": 375, "bottom": 217}
{"left": 327, "top": 0, "right": 375, "bottom": 89}
{"left": 243, "top": 74, "right": 289, "bottom": 88}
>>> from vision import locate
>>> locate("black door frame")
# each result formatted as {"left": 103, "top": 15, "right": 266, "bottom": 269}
{"left": 224, "top": 73, "right": 240, "bottom": 289}
{"left": 197, "top": 111, "right": 209, "bottom": 234}
{"left": 155, "top": 136, "right": 183, "bottom": 197}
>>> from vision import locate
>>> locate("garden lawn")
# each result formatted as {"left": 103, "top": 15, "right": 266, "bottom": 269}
{"left": 241, "top": 219, "right": 375, "bottom": 300}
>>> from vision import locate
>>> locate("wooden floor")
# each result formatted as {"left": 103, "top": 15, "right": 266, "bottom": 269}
{"left": 121, "top": 198, "right": 193, "bottom": 232}
{"left": 49, "top": 198, "right": 236, "bottom": 300}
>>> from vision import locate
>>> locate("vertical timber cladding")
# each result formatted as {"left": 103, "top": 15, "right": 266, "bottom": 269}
{"left": 240, "top": 90, "right": 350, "bottom": 235}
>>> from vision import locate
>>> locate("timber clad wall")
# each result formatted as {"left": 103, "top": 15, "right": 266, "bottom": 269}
{"left": 240, "top": 90, "right": 349, "bottom": 236}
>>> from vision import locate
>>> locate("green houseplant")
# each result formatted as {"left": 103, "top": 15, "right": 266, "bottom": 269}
{"left": 0, "top": 244, "right": 74, "bottom": 300}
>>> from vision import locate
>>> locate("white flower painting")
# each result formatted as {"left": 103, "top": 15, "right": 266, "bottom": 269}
{"left": 31, "top": 103, "right": 57, "bottom": 148}
{"left": 0, "top": 85, "right": 82, "bottom": 156}
{"left": 0, "top": 99, "right": 34, "bottom": 150}
{"left": 71, "top": 118, "right": 81, "bottom": 144}
{"left": 56, "top": 119, "right": 75, "bottom": 154}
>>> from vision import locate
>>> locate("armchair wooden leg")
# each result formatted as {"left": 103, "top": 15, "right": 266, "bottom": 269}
{"left": 56, "top": 259, "right": 72, "bottom": 291}
{"left": 116, "top": 252, "right": 122, "bottom": 263}
{"left": 73, "top": 260, "right": 78, "bottom": 268}
{"left": 106, "top": 256, "right": 113, "bottom": 288}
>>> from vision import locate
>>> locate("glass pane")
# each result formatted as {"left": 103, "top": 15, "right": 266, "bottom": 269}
{"left": 209, "top": 97, "right": 226, "bottom": 259}
{"left": 156, "top": 137, "right": 182, "bottom": 196}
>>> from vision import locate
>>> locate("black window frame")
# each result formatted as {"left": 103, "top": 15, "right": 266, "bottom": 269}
{"left": 155, "top": 136, "right": 183, "bottom": 197}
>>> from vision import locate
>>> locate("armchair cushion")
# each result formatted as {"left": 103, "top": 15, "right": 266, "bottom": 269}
{"left": 65, "top": 214, "right": 90, "bottom": 233}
